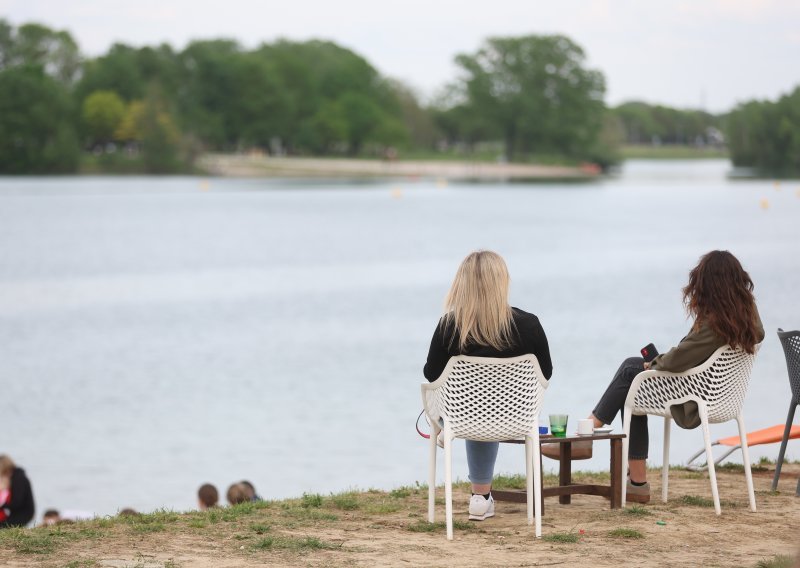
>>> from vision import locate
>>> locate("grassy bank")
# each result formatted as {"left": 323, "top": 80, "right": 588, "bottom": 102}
{"left": 1, "top": 465, "right": 798, "bottom": 567}
{"left": 621, "top": 144, "right": 729, "bottom": 160}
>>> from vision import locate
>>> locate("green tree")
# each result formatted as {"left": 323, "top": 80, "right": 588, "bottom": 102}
{"left": 453, "top": 34, "right": 606, "bottom": 161}
{"left": 0, "top": 20, "right": 80, "bottom": 84}
{"left": 727, "top": 87, "right": 800, "bottom": 175}
{"left": 0, "top": 65, "right": 79, "bottom": 173}
{"left": 138, "top": 86, "right": 182, "bottom": 173}
{"left": 82, "top": 90, "right": 126, "bottom": 146}
{"left": 388, "top": 80, "right": 440, "bottom": 150}
{"left": 255, "top": 40, "right": 407, "bottom": 154}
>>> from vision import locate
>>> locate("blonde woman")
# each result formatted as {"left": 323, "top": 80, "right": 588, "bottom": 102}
{"left": 424, "top": 250, "right": 553, "bottom": 521}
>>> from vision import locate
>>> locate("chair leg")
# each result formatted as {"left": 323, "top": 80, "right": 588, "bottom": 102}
{"left": 621, "top": 407, "right": 632, "bottom": 508}
{"left": 771, "top": 402, "right": 797, "bottom": 491}
{"left": 428, "top": 422, "right": 439, "bottom": 522}
{"left": 699, "top": 406, "right": 721, "bottom": 515}
{"left": 736, "top": 414, "right": 757, "bottom": 512}
{"left": 444, "top": 424, "right": 453, "bottom": 541}
{"left": 662, "top": 416, "right": 671, "bottom": 503}
{"left": 533, "top": 426, "right": 542, "bottom": 538}
{"left": 525, "top": 436, "right": 533, "bottom": 526}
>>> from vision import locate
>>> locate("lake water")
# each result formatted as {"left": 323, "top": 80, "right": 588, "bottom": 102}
{"left": 1, "top": 160, "right": 799, "bottom": 520}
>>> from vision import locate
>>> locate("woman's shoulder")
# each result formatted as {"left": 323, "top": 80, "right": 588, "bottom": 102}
{"left": 511, "top": 307, "right": 543, "bottom": 328}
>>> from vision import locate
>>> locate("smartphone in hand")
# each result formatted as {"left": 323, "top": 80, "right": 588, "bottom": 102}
{"left": 641, "top": 343, "right": 659, "bottom": 362}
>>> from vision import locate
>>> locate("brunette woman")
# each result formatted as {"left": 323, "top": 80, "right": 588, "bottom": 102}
{"left": 589, "top": 250, "right": 764, "bottom": 502}
{"left": 424, "top": 250, "right": 553, "bottom": 520}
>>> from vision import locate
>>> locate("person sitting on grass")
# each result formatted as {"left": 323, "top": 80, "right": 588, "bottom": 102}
{"left": 226, "top": 483, "right": 249, "bottom": 506}
{"left": 0, "top": 454, "right": 35, "bottom": 528}
{"left": 587, "top": 250, "right": 764, "bottom": 503}
{"left": 197, "top": 483, "right": 219, "bottom": 510}
{"left": 240, "top": 480, "right": 263, "bottom": 502}
{"left": 423, "top": 250, "right": 553, "bottom": 521}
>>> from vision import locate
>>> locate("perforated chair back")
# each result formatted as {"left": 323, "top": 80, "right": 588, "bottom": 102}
{"left": 628, "top": 345, "right": 757, "bottom": 424}
{"left": 623, "top": 344, "right": 761, "bottom": 514}
{"left": 777, "top": 329, "right": 800, "bottom": 402}
{"left": 422, "top": 354, "right": 548, "bottom": 442}
{"left": 421, "top": 354, "right": 549, "bottom": 539}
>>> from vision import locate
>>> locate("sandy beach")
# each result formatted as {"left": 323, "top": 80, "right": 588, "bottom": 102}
{"left": 197, "top": 154, "right": 599, "bottom": 180}
{"left": 2, "top": 464, "right": 797, "bottom": 568}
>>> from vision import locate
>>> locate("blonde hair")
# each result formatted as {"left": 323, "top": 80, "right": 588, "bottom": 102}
{"left": 444, "top": 250, "right": 515, "bottom": 351}
{"left": 0, "top": 455, "right": 14, "bottom": 476}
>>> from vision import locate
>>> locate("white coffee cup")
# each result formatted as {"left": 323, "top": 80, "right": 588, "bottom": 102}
{"left": 577, "top": 418, "right": 594, "bottom": 436}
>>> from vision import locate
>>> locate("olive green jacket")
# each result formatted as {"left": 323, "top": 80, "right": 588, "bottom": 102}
{"left": 650, "top": 313, "right": 765, "bottom": 373}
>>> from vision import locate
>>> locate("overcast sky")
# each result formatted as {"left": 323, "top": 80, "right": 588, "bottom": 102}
{"left": 2, "top": 0, "right": 799, "bottom": 112}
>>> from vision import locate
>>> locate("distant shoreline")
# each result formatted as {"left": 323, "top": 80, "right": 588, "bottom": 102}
{"left": 197, "top": 154, "right": 600, "bottom": 181}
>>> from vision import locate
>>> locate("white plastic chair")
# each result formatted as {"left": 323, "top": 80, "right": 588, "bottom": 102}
{"left": 621, "top": 344, "right": 760, "bottom": 514}
{"left": 421, "top": 354, "right": 548, "bottom": 540}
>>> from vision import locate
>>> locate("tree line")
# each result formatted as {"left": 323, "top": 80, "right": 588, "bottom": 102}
{"left": 0, "top": 20, "right": 797, "bottom": 175}
{"left": 726, "top": 87, "right": 800, "bottom": 176}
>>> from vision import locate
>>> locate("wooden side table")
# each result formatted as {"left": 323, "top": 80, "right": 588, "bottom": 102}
{"left": 493, "top": 433, "right": 625, "bottom": 510}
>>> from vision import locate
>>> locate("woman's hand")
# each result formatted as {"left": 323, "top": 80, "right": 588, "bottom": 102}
{"left": 642, "top": 361, "right": 651, "bottom": 370}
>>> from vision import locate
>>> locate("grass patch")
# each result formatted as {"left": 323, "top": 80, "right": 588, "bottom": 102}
{"left": 622, "top": 505, "right": 652, "bottom": 517}
{"left": 330, "top": 491, "right": 360, "bottom": 511}
{"left": 250, "top": 523, "right": 272, "bottom": 535}
{"left": 250, "top": 535, "right": 338, "bottom": 551}
{"left": 620, "top": 144, "right": 728, "bottom": 160}
{"left": 679, "top": 495, "right": 739, "bottom": 509}
{"left": 284, "top": 507, "right": 339, "bottom": 522}
{"left": 680, "top": 495, "right": 715, "bottom": 508}
{"left": 608, "top": 528, "right": 644, "bottom": 539}
{"left": 406, "top": 520, "right": 475, "bottom": 533}
{"left": 755, "top": 555, "right": 794, "bottom": 568}
{"left": 65, "top": 561, "right": 99, "bottom": 568}
{"left": 0, "top": 526, "right": 80, "bottom": 555}
{"left": 365, "top": 503, "right": 401, "bottom": 514}
{"left": 491, "top": 472, "right": 559, "bottom": 490}
{"left": 390, "top": 488, "right": 411, "bottom": 499}
{"left": 542, "top": 532, "right": 580, "bottom": 544}
{"left": 717, "top": 462, "right": 769, "bottom": 473}
{"left": 301, "top": 493, "right": 324, "bottom": 508}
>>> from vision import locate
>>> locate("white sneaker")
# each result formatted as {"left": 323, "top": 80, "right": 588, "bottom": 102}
{"left": 468, "top": 494, "right": 495, "bottom": 521}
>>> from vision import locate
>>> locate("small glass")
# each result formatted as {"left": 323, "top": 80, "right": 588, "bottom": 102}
{"left": 549, "top": 414, "right": 568, "bottom": 438}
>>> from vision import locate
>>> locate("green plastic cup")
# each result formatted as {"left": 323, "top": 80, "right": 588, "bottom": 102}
{"left": 549, "top": 414, "right": 568, "bottom": 438}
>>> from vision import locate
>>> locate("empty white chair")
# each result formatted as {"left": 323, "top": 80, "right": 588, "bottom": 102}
{"left": 421, "top": 354, "right": 548, "bottom": 540}
{"left": 622, "top": 344, "right": 760, "bottom": 514}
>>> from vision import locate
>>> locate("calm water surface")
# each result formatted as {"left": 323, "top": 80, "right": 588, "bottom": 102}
{"left": 1, "top": 160, "right": 799, "bottom": 519}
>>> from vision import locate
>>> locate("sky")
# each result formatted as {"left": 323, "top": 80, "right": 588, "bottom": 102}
{"left": 2, "top": 0, "right": 799, "bottom": 112}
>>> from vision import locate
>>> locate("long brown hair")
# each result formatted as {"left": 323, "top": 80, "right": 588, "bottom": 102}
{"left": 683, "top": 250, "right": 760, "bottom": 353}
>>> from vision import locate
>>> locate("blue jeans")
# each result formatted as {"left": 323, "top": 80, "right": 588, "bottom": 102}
{"left": 465, "top": 440, "right": 499, "bottom": 485}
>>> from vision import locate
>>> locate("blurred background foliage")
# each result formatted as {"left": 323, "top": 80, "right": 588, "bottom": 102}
{"left": 0, "top": 19, "right": 797, "bottom": 175}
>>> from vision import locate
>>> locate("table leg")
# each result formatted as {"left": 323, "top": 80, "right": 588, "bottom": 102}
{"left": 540, "top": 451, "right": 545, "bottom": 515}
{"left": 559, "top": 442, "right": 572, "bottom": 505}
{"left": 610, "top": 438, "right": 622, "bottom": 509}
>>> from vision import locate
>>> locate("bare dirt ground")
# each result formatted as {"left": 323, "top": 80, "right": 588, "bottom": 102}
{"left": 2, "top": 465, "right": 798, "bottom": 568}
{"left": 197, "top": 154, "right": 597, "bottom": 180}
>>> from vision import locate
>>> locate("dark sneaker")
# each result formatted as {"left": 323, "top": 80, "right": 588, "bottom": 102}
{"left": 626, "top": 480, "right": 651, "bottom": 503}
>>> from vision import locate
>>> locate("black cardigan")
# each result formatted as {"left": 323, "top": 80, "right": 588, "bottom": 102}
{"left": 0, "top": 467, "right": 35, "bottom": 528}
{"left": 423, "top": 307, "right": 553, "bottom": 382}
